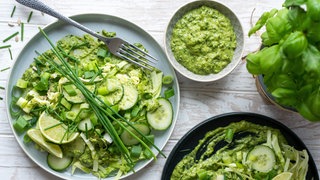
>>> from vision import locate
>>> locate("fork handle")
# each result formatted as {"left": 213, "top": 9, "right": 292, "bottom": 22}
{"left": 16, "top": 0, "right": 104, "bottom": 40}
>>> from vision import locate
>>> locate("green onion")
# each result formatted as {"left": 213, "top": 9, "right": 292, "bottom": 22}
{"left": 162, "top": 75, "right": 173, "bottom": 85}
{"left": 3, "top": 31, "right": 19, "bottom": 43}
{"left": 97, "top": 47, "right": 107, "bottom": 58}
{"left": 0, "top": 97, "right": 3, "bottom": 100}
{"left": 225, "top": 128, "right": 234, "bottom": 143}
{"left": 13, "top": 116, "right": 29, "bottom": 133}
{"left": 0, "top": 45, "right": 11, "bottom": 49}
{"left": 10, "top": 5, "right": 16, "bottom": 17}
{"left": 27, "top": 11, "right": 33, "bottom": 23}
{"left": 0, "top": 86, "right": 5, "bottom": 90}
{"left": 23, "top": 134, "right": 32, "bottom": 143}
{"left": 21, "top": 23, "right": 24, "bottom": 41}
{"left": 1, "top": 67, "right": 11, "bottom": 72}
{"left": 63, "top": 84, "right": 77, "bottom": 96}
{"left": 38, "top": 27, "right": 165, "bottom": 170}
{"left": 131, "top": 145, "right": 142, "bottom": 157}
{"left": 8, "top": 48, "right": 13, "bottom": 60}
{"left": 16, "top": 79, "right": 28, "bottom": 88}
{"left": 164, "top": 88, "right": 175, "bottom": 99}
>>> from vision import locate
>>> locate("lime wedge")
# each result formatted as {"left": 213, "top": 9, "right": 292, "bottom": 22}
{"left": 38, "top": 112, "right": 79, "bottom": 144}
{"left": 272, "top": 172, "right": 293, "bottom": 180}
{"left": 27, "top": 128, "right": 63, "bottom": 158}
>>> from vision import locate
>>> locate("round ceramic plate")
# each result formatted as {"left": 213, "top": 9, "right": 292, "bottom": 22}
{"left": 6, "top": 14, "right": 180, "bottom": 180}
{"left": 161, "top": 112, "right": 319, "bottom": 180}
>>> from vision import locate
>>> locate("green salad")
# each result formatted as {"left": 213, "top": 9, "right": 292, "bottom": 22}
{"left": 10, "top": 29, "right": 174, "bottom": 178}
{"left": 171, "top": 121, "right": 309, "bottom": 180}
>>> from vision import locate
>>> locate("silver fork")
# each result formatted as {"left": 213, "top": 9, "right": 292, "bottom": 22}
{"left": 16, "top": 0, "right": 158, "bottom": 70}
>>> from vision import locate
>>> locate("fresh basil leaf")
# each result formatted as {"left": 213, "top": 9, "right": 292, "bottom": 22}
{"left": 258, "top": 45, "right": 282, "bottom": 74}
{"left": 307, "top": 0, "right": 320, "bottom": 22}
{"left": 265, "top": 8, "right": 292, "bottom": 45}
{"left": 273, "top": 74, "right": 296, "bottom": 89}
{"left": 248, "top": 8, "right": 278, "bottom": 36}
{"left": 246, "top": 52, "right": 262, "bottom": 75}
{"left": 297, "top": 102, "right": 320, "bottom": 121}
{"left": 288, "top": 6, "right": 310, "bottom": 31}
{"left": 261, "top": 32, "right": 274, "bottom": 46}
{"left": 271, "top": 87, "right": 297, "bottom": 106}
{"left": 302, "top": 44, "right": 320, "bottom": 77}
{"left": 283, "top": 0, "right": 306, "bottom": 7}
{"left": 281, "top": 31, "right": 308, "bottom": 59}
{"left": 308, "top": 89, "right": 320, "bottom": 117}
{"left": 306, "top": 21, "right": 320, "bottom": 43}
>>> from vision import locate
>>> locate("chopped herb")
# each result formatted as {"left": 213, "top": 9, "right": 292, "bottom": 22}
{"left": 27, "top": 11, "right": 33, "bottom": 23}
{"left": 1, "top": 67, "right": 11, "bottom": 72}
{"left": 3, "top": 31, "right": 19, "bottom": 43}
{"left": 21, "top": 23, "right": 24, "bottom": 41}
{"left": 0, "top": 97, "right": 3, "bottom": 100}
{"left": 0, "top": 45, "right": 11, "bottom": 49}
{"left": 8, "top": 48, "right": 13, "bottom": 60}
{"left": 10, "top": 5, "right": 16, "bottom": 18}
{"left": 0, "top": 86, "right": 5, "bottom": 90}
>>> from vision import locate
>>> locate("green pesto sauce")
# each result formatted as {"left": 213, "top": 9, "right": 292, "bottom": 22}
{"left": 170, "top": 121, "right": 287, "bottom": 180}
{"left": 170, "top": 6, "right": 237, "bottom": 75}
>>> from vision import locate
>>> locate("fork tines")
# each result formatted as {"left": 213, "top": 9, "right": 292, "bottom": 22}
{"left": 118, "top": 42, "right": 158, "bottom": 70}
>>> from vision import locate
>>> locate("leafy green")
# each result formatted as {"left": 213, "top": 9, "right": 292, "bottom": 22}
{"left": 248, "top": 8, "right": 278, "bottom": 36}
{"left": 283, "top": 0, "right": 306, "bottom": 7}
{"left": 281, "top": 31, "right": 308, "bottom": 59}
{"left": 307, "top": 0, "right": 320, "bottom": 22}
{"left": 246, "top": 1, "right": 320, "bottom": 121}
{"left": 264, "top": 8, "right": 292, "bottom": 45}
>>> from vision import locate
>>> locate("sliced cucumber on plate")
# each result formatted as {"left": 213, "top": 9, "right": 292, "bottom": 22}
{"left": 246, "top": 145, "right": 276, "bottom": 172}
{"left": 147, "top": 98, "right": 173, "bottom": 130}
{"left": 47, "top": 153, "right": 73, "bottom": 171}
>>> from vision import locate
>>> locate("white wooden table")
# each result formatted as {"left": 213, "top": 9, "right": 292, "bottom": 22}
{"left": 0, "top": 0, "right": 319, "bottom": 179}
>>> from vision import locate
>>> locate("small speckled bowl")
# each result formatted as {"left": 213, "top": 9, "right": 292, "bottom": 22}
{"left": 165, "top": 0, "right": 244, "bottom": 82}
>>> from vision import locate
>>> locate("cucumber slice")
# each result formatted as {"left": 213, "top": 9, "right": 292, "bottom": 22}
{"left": 147, "top": 98, "right": 173, "bottom": 130}
{"left": 103, "top": 85, "right": 124, "bottom": 105}
{"left": 120, "top": 124, "right": 150, "bottom": 146}
{"left": 118, "top": 84, "right": 138, "bottom": 110}
{"left": 47, "top": 153, "right": 72, "bottom": 171}
{"left": 246, "top": 145, "right": 276, "bottom": 172}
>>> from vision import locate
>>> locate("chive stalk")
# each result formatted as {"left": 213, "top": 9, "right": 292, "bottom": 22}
{"left": 0, "top": 45, "right": 11, "bottom": 49}
{"left": 3, "top": 31, "right": 19, "bottom": 43}
{"left": 27, "top": 11, "right": 33, "bottom": 23}
{"left": 1, "top": 67, "right": 11, "bottom": 72}
{"left": 8, "top": 48, "right": 13, "bottom": 60}
{"left": 21, "top": 23, "right": 24, "bottom": 41}
{"left": 10, "top": 5, "right": 16, "bottom": 17}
